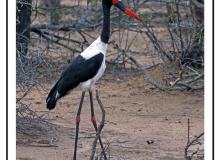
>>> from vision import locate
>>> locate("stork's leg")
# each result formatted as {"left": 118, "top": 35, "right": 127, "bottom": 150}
{"left": 89, "top": 91, "right": 108, "bottom": 160}
{"left": 73, "top": 92, "right": 85, "bottom": 160}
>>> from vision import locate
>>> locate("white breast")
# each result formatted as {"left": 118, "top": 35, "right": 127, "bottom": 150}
{"left": 80, "top": 36, "right": 108, "bottom": 59}
{"left": 80, "top": 36, "right": 108, "bottom": 91}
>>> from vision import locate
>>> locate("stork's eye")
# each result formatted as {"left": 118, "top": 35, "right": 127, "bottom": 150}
{"left": 112, "top": 0, "right": 119, "bottom": 5}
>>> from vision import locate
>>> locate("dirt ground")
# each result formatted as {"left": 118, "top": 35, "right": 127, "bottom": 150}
{"left": 16, "top": 65, "right": 204, "bottom": 160}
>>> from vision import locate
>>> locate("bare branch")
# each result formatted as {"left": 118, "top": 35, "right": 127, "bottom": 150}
{"left": 185, "top": 132, "right": 204, "bottom": 160}
{"left": 111, "top": 41, "right": 173, "bottom": 91}
{"left": 185, "top": 73, "right": 204, "bottom": 84}
{"left": 189, "top": 0, "right": 204, "bottom": 9}
{"left": 90, "top": 90, "right": 106, "bottom": 160}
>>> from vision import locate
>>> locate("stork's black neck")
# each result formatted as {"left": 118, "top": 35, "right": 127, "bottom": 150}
{"left": 100, "top": 1, "right": 111, "bottom": 44}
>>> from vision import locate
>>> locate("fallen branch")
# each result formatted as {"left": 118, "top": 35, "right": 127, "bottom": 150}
{"left": 189, "top": 0, "right": 204, "bottom": 9}
{"left": 176, "top": 81, "right": 204, "bottom": 90}
{"left": 185, "top": 73, "right": 204, "bottom": 84}
{"left": 185, "top": 132, "right": 204, "bottom": 160}
{"left": 28, "top": 143, "right": 58, "bottom": 147}
{"left": 185, "top": 119, "right": 204, "bottom": 160}
{"left": 111, "top": 41, "right": 173, "bottom": 91}
{"left": 111, "top": 41, "right": 204, "bottom": 90}
{"left": 185, "top": 132, "right": 204, "bottom": 151}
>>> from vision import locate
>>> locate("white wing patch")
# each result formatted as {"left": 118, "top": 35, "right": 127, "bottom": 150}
{"left": 46, "top": 97, "right": 50, "bottom": 103}
{"left": 55, "top": 91, "right": 60, "bottom": 100}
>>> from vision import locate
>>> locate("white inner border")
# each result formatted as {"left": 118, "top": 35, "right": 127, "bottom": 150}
{"left": 205, "top": 0, "right": 213, "bottom": 159}
{"left": 8, "top": 0, "right": 16, "bottom": 160}
{"left": 0, "top": 0, "right": 7, "bottom": 160}
{"left": 4, "top": 0, "right": 215, "bottom": 159}
{"left": 214, "top": 0, "right": 219, "bottom": 159}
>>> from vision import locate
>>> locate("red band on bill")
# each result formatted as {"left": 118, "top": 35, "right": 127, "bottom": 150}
{"left": 125, "top": 8, "right": 143, "bottom": 21}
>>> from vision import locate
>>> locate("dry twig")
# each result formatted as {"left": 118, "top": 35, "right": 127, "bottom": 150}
{"left": 185, "top": 119, "right": 204, "bottom": 160}
{"left": 90, "top": 90, "right": 107, "bottom": 160}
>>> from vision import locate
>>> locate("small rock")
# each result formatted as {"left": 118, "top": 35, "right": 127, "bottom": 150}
{"left": 147, "top": 139, "right": 154, "bottom": 144}
{"left": 121, "top": 144, "right": 126, "bottom": 148}
{"left": 37, "top": 139, "right": 50, "bottom": 144}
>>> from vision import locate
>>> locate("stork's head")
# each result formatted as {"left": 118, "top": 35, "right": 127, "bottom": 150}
{"left": 106, "top": 0, "right": 143, "bottom": 21}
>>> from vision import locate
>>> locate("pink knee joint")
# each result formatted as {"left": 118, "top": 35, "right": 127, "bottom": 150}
{"left": 76, "top": 115, "right": 80, "bottom": 123}
{"left": 91, "top": 117, "right": 96, "bottom": 124}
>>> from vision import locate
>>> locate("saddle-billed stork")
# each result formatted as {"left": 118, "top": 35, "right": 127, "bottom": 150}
{"left": 46, "top": 0, "right": 142, "bottom": 159}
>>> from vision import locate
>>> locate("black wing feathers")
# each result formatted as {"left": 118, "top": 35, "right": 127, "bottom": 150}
{"left": 46, "top": 53, "right": 104, "bottom": 110}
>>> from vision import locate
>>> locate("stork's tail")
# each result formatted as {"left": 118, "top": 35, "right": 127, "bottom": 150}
{"left": 46, "top": 82, "right": 60, "bottom": 110}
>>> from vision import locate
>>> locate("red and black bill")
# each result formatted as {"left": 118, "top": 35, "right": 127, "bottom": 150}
{"left": 113, "top": 0, "right": 143, "bottom": 21}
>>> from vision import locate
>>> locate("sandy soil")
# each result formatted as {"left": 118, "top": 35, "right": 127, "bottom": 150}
{"left": 16, "top": 65, "right": 204, "bottom": 160}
